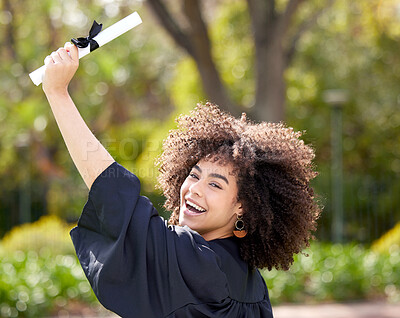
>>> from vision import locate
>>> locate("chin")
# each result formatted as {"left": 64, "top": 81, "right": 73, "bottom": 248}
{"left": 179, "top": 217, "right": 197, "bottom": 232}
{"left": 179, "top": 217, "right": 191, "bottom": 228}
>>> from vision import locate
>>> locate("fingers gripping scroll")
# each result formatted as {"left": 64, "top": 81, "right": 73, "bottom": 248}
{"left": 42, "top": 42, "right": 79, "bottom": 95}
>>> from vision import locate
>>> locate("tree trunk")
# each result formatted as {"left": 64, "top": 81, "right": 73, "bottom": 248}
{"left": 183, "top": 0, "right": 239, "bottom": 115}
{"left": 146, "top": 0, "right": 241, "bottom": 116}
{"left": 252, "top": 32, "right": 286, "bottom": 122}
{"left": 194, "top": 50, "right": 240, "bottom": 114}
{"left": 147, "top": 0, "right": 328, "bottom": 122}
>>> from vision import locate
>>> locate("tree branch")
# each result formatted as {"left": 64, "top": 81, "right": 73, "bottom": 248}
{"left": 182, "top": 0, "right": 211, "bottom": 61}
{"left": 280, "top": 0, "right": 304, "bottom": 36}
{"left": 147, "top": 0, "right": 239, "bottom": 115}
{"left": 146, "top": 0, "right": 194, "bottom": 56}
{"left": 181, "top": 0, "right": 239, "bottom": 114}
{"left": 3, "top": 0, "right": 17, "bottom": 60}
{"left": 285, "top": 0, "right": 336, "bottom": 64}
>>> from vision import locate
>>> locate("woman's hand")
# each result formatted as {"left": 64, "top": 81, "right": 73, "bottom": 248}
{"left": 42, "top": 42, "right": 79, "bottom": 96}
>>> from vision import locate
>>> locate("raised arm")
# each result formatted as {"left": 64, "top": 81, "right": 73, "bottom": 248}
{"left": 42, "top": 42, "right": 115, "bottom": 189}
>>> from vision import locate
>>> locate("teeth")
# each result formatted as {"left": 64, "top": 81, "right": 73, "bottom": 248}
{"left": 186, "top": 201, "right": 206, "bottom": 212}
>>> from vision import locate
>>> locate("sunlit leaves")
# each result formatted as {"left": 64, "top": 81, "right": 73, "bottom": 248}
{"left": 0, "top": 1, "right": 179, "bottom": 227}
{"left": 262, "top": 243, "right": 400, "bottom": 304}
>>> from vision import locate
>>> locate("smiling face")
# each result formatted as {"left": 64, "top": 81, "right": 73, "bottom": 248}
{"left": 179, "top": 158, "right": 242, "bottom": 241}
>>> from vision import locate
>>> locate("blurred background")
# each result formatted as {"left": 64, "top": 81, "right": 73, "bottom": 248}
{"left": 0, "top": 0, "right": 399, "bottom": 317}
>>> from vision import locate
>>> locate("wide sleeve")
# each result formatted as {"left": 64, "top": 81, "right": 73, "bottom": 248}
{"left": 70, "top": 162, "right": 228, "bottom": 317}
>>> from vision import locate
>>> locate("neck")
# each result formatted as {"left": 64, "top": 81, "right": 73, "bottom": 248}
{"left": 201, "top": 231, "right": 233, "bottom": 241}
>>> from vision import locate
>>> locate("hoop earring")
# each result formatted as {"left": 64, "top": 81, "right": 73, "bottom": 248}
{"left": 233, "top": 215, "right": 247, "bottom": 238}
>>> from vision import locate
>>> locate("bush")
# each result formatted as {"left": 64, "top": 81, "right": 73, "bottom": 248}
{"left": 371, "top": 222, "right": 400, "bottom": 254}
{"left": 0, "top": 216, "right": 99, "bottom": 317}
{"left": 1, "top": 215, "right": 75, "bottom": 255}
{"left": 0, "top": 249, "right": 97, "bottom": 317}
{"left": 261, "top": 243, "right": 400, "bottom": 305}
{"left": 2, "top": 217, "right": 400, "bottom": 316}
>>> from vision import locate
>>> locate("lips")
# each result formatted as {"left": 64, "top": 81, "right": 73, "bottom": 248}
{"left": 185, "top": 199, "right": 207, "bottom": 214}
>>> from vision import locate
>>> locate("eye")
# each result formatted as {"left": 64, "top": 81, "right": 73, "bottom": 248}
{"left": 189, "top": 172, "right": 199, "bottom": 180}
{"left": 209, "top": 182, "right": 222, "bottom": 189}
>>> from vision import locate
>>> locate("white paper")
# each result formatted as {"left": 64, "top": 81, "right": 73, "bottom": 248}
{"left": 29, "top": 11, "right": 142, "bottom": 86}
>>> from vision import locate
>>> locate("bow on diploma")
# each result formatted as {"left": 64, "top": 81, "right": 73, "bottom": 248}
{"left": 71, "top": 21, "right": 103, "bottom": 52}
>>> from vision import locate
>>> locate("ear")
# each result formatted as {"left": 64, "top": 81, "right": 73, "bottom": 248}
{"left": 234, "top": 203, "right": 243, "bottom": 216}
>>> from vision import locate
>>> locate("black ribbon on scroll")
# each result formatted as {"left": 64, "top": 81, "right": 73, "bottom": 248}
{"left": 71, "top": 20, "right": 103, "bottom": 52}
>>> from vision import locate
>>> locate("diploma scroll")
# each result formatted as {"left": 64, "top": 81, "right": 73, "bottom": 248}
{"left": 29, "top": 11, "right": 142, "bottom": 86}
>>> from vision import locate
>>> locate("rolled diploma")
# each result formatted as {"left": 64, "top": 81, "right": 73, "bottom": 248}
{"left": 29, "top": 11, "right": 142, "bottom": 86}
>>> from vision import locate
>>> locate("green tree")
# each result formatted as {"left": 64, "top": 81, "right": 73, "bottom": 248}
{"left": 147, "top": 0, "right": 335, "bottom": 122}
{"left": 0, "top": 0, "right": 178, "bottom": 234}
{"left": 157, "top": 0, "right": 400, "bottom": 242}
{"left": 284, "top": 0, "right": 400, "bottom": 242}
{"left": 1, "top": 0, "right": 399, "bottom": 245}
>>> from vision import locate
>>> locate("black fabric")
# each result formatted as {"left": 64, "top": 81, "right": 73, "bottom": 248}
{"left": 70, "top": 162, "right": 273, "bottom": 318}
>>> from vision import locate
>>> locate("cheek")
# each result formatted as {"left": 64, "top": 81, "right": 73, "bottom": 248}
{"left": 179, "top": 180, "right": 188, "bottom": 201}
{"left": 180, "top": 180, "right": 186, "bottom": 191}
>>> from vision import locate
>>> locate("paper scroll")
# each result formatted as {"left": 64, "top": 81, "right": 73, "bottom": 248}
{"left": 29, "top": 11, "right": 142, "bottom": 86}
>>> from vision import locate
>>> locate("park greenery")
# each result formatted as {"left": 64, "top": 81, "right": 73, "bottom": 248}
{"left": 1, "top": 0, "right": 399, "bottom": 237}
{"left": 1, "top": 0, "right": 400, "bottom": 316}
{"left": 0, "top": 216, "right": 399, "bottom": 317}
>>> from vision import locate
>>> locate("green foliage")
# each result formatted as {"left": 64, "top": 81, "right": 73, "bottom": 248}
{"left": 0, "top": 216, "right": 99, "bottom": 317}
{"left": 286, "top": 0, "right": 400, "bottom": 176}
{"left": 372, "top": 222, "right": 400, "bottom": 254}
{"left": 0, "top": 249, "right": 96, "bottom": 317}
{"left": 1, "top": 215, "right": 74, "bottom": 255}
{"left": 167, "top": 0, "right": 400, "bottom": 242}
{"left": 1, "top": 0, "right": 399, "bottom": 245}
{"left": 0, "top": 1, "right": 181, "bottom": 233}
{"left": 283, "top": 0, "right": 400, "bottom": 241}
{"left": 1, "top": 216, "right": 399, "bottom": 316}
{"left": 262, "top": 243, "right": 400, "bottom": 305}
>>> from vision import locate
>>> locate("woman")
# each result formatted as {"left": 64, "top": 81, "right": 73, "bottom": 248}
{"left": 43, "top": 43, "right": 320, "bottom": 318}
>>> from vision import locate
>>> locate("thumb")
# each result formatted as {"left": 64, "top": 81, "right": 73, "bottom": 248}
{"left": 64, "top": 42, "right": 79, "bottom": 61}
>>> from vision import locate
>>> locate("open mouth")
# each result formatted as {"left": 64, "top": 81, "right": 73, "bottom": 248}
{"left": 185, "top": 200, "right": 206, "bottom": 214}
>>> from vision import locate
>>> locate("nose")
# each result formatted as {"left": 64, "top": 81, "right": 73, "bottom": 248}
{"left": 189, "top": 179, "right": 203, "bottom": 197}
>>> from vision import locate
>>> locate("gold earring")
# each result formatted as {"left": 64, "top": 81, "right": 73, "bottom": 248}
{"left": 233, "top": 215, "right": 247, "bottom": 238}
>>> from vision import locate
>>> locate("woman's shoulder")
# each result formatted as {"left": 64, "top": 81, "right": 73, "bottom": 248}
{"left": 208, "top": 237, "right": 268, "bottom": 303}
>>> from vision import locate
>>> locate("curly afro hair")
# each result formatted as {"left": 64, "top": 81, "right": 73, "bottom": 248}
{"left": 157, "top": 103, "right": 321, "bottom": 270}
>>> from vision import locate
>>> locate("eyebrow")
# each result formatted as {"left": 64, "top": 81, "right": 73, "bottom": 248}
{"left": 193, "top": 165, "right": 229, "bottom": 185}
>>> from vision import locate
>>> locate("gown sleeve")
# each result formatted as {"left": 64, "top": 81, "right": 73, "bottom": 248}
{"left": 70, "top": 162, "right": 229, "bottom": 317}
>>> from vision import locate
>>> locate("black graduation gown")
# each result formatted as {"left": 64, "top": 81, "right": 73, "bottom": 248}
{"left": 70, "top": 162, "right": 274, "bottom": 318}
